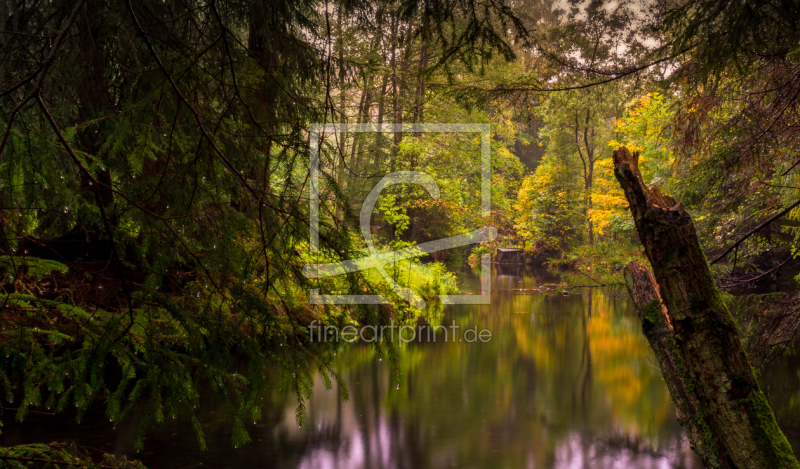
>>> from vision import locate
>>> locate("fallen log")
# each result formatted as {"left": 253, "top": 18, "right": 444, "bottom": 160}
{"left": 614, "top": 147, "right": 798, "bottom": 469}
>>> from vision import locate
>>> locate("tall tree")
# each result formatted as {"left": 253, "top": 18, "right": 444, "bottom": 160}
{"left": 0, "top": 0, "right": 528, "bottom": 459}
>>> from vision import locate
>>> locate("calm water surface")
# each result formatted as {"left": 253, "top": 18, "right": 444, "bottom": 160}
{"left": 2, "top": 267, "right": 799, "bottom": 468}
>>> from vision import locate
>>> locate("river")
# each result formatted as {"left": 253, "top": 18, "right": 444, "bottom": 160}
{"left": 1, "top": 266, "right": 798, "bottom": 468}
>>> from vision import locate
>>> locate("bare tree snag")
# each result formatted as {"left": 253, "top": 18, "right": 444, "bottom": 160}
{"left": 614, "top": 147, "right": 798, "bottom": 469}
{"left": 624, "top": 262, "right": 719, "bottom": 468}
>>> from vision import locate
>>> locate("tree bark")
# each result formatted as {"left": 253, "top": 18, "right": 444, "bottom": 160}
{"left": 624, "top": 262, "right": 720, "bottom": 468}
{"left": 575, "top": 109, "right": 595, "bottom": 244}
{"left": 388, "top": 14, "right": 398, "bottom": 171}
{"left": 614, "top": 146, "right": 798, "bottom": 469}
{"left": 413, "top": 42, "right": 428, "bottom": 130}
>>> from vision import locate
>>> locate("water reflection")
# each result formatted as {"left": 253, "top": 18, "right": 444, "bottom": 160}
{"left": 760, "top": 345, "right": 800, "bottom": 455}
{"left": 284, "top": 267, "right": 702, "bottom": 469}
{"left": 4, "top": 267, "right": 798, "bottom": 468}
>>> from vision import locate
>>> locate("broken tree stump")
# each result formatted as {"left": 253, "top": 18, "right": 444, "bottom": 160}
{"left": 614, "top": 146, "right": 798, "bottom": 469}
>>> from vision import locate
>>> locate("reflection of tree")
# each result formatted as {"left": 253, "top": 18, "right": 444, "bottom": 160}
{"left": 580, "top": 288, "right": 593, "bottom": 419}
{"left": 289, "top": 282, "right": 688, "bottom": 468}
{"left": 581, "top": 290, "right": 593, "bottom": 469}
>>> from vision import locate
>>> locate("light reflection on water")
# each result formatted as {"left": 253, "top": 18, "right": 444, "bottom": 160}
{"left": 1, "top": 266, "right": 798, "bottom": 468}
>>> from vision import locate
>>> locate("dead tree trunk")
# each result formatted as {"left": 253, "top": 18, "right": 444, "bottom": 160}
{"left": 624, "top": 262, "right": 720, "bottom": 468}
{"left": 614, "top": 146, "right": 798, "bottom": 469}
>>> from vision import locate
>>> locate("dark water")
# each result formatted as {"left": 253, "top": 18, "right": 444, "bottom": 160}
{"left": 2, "top": 267, "right": 799, "bottom": 468}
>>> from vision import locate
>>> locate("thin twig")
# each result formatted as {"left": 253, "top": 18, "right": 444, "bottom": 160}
{"left": 0, "top": 0, "right": 85, "bottom": 156}
{"left": 711, "top": 198, "right": 800, "bottom": 264}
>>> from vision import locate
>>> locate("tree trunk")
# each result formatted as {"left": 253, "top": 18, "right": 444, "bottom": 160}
{"left": 348, "top": 73, "right": 372, "bottom": 200}
{"left": 624, "top": 262, "right": 720, "bottom": 468}
{"left": 613, "top": 146, "right": 798, "bottom": 469}
{"left": 373, "top": 8, "right": 389, "bottom": 180}
{"left": 334, "top": 5, "right": 347, "bottom": 222}
{"left": 413, "top": 42, "right": 428, "bottom": 129}
{"left": 248, "top": 3, "right": 275, "bottom": 194}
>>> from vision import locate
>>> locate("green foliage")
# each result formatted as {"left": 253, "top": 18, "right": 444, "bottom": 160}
{"left": 402, "top": 261, "right": 460, "bottom": 299}
{"left": 662, "top": 0, "right": 800, "bottom": 79}
{"left": 515, "top": 153, "right": 584, "bottom": 253}
{"left": 0, "top": 0, "right": 521, "bottom": 455}
{"left": 555, "top": 241, "right": 646, "bottom": 282}
{"left": 0, "top": 257, "right": 68, "bottom": 280}
{"left": 513, "top": 83, "right": 635, "bottom": 253}
{"left": 0, "top": 442, "right": 145, "bottom": 468}
{"left": 378, "top": 193, "right": 412, "bottom": 239}
{"left": 608, "top": 93, "right": 676, "bottom": 187}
